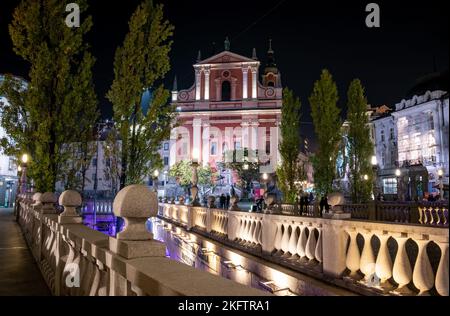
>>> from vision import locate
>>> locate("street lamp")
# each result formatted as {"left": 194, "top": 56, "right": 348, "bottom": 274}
{"left": 20, "top": 154, "right": 29, "bottom": 194}
{"left": 371, "top": 155, "right": 378, "bottom": 200}
{"left": 438, "top": 169, "right": 444, "bottom": 200}
{"left": 153, "top": 169, "right": 159, "bottom": 193}
{"left": 395, "top": 168, "right": 401, "bottom": 201}
{"left": 363, "top": 174, "right": 369, "bottom": 181}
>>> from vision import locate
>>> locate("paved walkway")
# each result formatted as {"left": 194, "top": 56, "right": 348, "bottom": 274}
{"left": 0, "top": 208, "right": 51, "bottom": 296}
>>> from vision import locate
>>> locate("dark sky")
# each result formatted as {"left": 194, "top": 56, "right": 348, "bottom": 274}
{"left": 1, "top": 0, "right": 448, "bottom": 149}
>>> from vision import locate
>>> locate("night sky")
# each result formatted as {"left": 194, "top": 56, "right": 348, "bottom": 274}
{"left": 1, "top": 0, "right": 448, "bottom": 149}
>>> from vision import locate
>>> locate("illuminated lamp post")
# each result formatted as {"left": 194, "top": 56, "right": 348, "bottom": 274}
{"left": 20, "top": 154, "right": 29, "bottom": 194}
{"left": 153, "top": 169, "right": 159, "bottom": 193}
{"left": 437, "top": 169, "right": 444, "bottom": 200}
{"left": 395, "top": 168, "right": 401, "bottom": 201}
{"left": 191, "top": 148, "right": 201, "bottom": 206}
{"left": 371, "top": 155, "right": 378, "bottom": 200}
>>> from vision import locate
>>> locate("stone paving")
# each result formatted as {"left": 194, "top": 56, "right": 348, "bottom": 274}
{"left": 0, "top": 208, "right": 51, "bottom": 296}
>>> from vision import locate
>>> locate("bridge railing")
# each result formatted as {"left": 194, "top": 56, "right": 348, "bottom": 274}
{"left": 158, "top": 202, "right": 449, "bottom": 296}
{"left": 15, "top": 188, "right": 267, "bottom": 296}
{"left": 340, "top": 201, "right": 448, "bottom": 227}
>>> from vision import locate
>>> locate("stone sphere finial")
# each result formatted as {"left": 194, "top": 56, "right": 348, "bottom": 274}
{"left": 39, "top": 192, "right": 57, "bottom": 214}
{"left": 32, "top": 192, "right": 42, "bottom": 204}
{"left": 327, "top": 192, "right": 345, "bottom": 213}
{"left": 59, "top": 190, "right": 82, "bottom": 217}
{"left": 113, "top": 185, "right": 157, "bottom": 240}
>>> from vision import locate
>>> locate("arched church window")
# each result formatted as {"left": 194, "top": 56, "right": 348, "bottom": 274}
{"left": 222, "top": 80, "right": 231, "bottom": 101}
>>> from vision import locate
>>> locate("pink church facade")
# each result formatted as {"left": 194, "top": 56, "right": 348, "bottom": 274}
{"left": 169, "top": 41, "right": 282, "bottom": 180}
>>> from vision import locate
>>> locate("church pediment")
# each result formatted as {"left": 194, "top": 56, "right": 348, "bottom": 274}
{"left": 196, "top": 51, "right": 257, "bottom": 65}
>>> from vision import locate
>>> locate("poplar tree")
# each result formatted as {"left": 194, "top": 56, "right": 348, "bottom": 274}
{"left": 276, "top": 88, "right": 305, "bottom": 203}
{"left": 1, "top": 0, "right": 98, "bottom": 192}
{"left": 346, "top": 79, "right": 373, "bottom": 202}
{"left": 107, "top": 0, "right": 176, "bottom": 188}
{"left": 309, "top": 69, "right": 341, "bottom": 196}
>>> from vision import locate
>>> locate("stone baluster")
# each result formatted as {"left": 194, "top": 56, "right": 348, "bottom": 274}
{"left": 273, "top": 222, "right": 283, "bottom": 252}
{"left": 412, "top": 238, "right": 434, "bottom": 295}
{"left": 345, "top": 229, "right": 361, "bottom": 278}
{"left": 109, "top": 185, "right": 166, "bottom": 296}
{"left": 305, "top": 226, "right": 317, "bottom": 261}
{"left": 280, "top": 224, "right": 290, "bottom": 254}
{"left": 315, "top": 227, "right": 323, "bottom": 263}
{"left": 359, "top": 230, "right": 375, "bottom": 282}
{"left": 435, "top": 241, "right": 449, "bottom": 296}
{"left": 418, "top": 206, "right": 424, "bottom": 224}
{"left": 296, "top": 224, "right": 307, "bottom": 259}
{"left": 392, "top": 235, "right": 413, "bottom": 294}
{"left": 288, "top": 224, "right": 299, "bottom": 256}
{"left": 375, "top": 232, "right": 393, "bottom": 289}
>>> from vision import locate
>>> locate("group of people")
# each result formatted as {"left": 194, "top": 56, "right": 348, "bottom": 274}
{"left": 218, "top": 193, "right": 231, "bottom": 209}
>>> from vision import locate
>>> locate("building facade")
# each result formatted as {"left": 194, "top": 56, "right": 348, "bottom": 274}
{"left": 372, "top": 73, "right": 449, "bottom": 200}
{"left": 168, "top": 40, "right": 283, "bottom": 194}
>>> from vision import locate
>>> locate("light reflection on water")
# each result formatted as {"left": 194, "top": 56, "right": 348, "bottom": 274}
{"left": 146, "top": 217, "right": 298, "bottom": 296}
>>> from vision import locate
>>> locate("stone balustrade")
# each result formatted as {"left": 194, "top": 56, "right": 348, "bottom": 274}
{"left": 15, "top": 188, "right": 267, "bottom": 296}
{"left": 159, "top": 202, "right": 448, "bottom": 296}
{"left": 342, "top": 201, "right": 448, "bottom": 227}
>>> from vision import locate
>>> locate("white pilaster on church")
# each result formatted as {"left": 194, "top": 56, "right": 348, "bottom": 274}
{"left": 241, "top": 120, "right": 250, "bottom": 149}
{"left": 276, "top": 118, "right": 282, "bottom": 165}
{"left": 195, "top": 68, "right": 201, "bottom": 101}
{"left": 242, "top": 67, "right": 248, "bottom": 99}
{"left": 270, "top": 124, "right": 280, "bottom": 172}
{"left": 193, "top": 117, "right": 202, "bottom": 160}
{"left": 202, "top": 121, "right": 210, "bottom": 167}
{"left": 169, "top": 128, "right": 178, "bottom": 167}
{"left": 204, "top": 68, "right": 210, "bottom": 100}
{"left": 251, "top": 67, "right": 258, "bottom": 99}
{"left": 250, "top": 121, "right": 259, "bottom": 153}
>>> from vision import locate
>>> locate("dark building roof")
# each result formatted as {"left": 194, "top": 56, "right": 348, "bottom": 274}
{"left": 406, "top": 70, "right": 449, "bottom": 99}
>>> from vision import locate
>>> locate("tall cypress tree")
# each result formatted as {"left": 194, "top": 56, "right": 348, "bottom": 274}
{"left": 1, "top": 0, "right": 98, "bottom": 192}
{"left": 346, "top": 79, "right": 373, "bottom": 202}
{"left": 309, "top": 69, "right": 341, "bottom": 196}
{"left": 107, "top": 0, "right": 176, "bottom": 188}
{"left": 276, "top": 87, "right": 305, "bottom": 203}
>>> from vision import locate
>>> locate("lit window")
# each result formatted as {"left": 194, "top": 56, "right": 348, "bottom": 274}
{"left": 382, "top": 178, "right": 397, "bottom": 194}
{"left": 211, "top": 142, "right": 217, "bottom": 155}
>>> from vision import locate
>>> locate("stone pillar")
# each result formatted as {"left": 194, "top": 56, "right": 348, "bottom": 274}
{"left": 169, "top": 128, "right": 177, "bottom": 167}
{"left": 250, "top": 121, "right": 259, "bottom": 152}
{"left": 202, "top": 121, "right": 210, "bottom": 167}
{"left": 193, "top": 117, "right": 202, "bottom": 161}
{"left": 251, "top": 67, "right": 257, "bottom": 99}
{"left": 261, "top": 214, "right": 277, "bottom": 254}
{"left": 195, "top": 68, "right": 201, "bottom": 101}
{"left": 321, "top": 221, "right": 348, "bottom": 277}
{"left": 204, "top": 67, "right": 210, "bottom": 100}
{"left": 109, "top": 185, "right": 166, "bottom": 296}
{"left": 242, "top": 67, "right": 248, "bottom": 99}
{"left": 241, "top": 120, "right": 250, "bottom": 149}
{"left": 58, "top": 190, "right": 83, "bottom": 224}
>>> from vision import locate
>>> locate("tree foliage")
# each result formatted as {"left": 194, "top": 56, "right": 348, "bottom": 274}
{"left": 346, "top": 79, "right": 373, "bottom": 202}
{"left": 1, "top": 0, "right": 98, "bottom": 192}
{"left": 107, "top": 0, "right": 176, "bottom": 188}
{"left": 309, "top": 69, "right": 341, "bottom": 196}
{"left": 169, "top": 160, "right": 218, "bottom": 189}
{"left": 277, "top": 88, "right": 305, "bottom": 203}
{"left": 221, "top": 149, "right": 263, "bottom": 198}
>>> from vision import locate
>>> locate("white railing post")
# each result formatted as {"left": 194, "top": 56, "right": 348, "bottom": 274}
{"left": 261, "top": 214, "right": 276, "bottom": 254}
{"left": 109, "top": 185, "right": 166, "bottom": 296}
{"left": 321, "top": 221, "right": 348, "bottom": 278}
